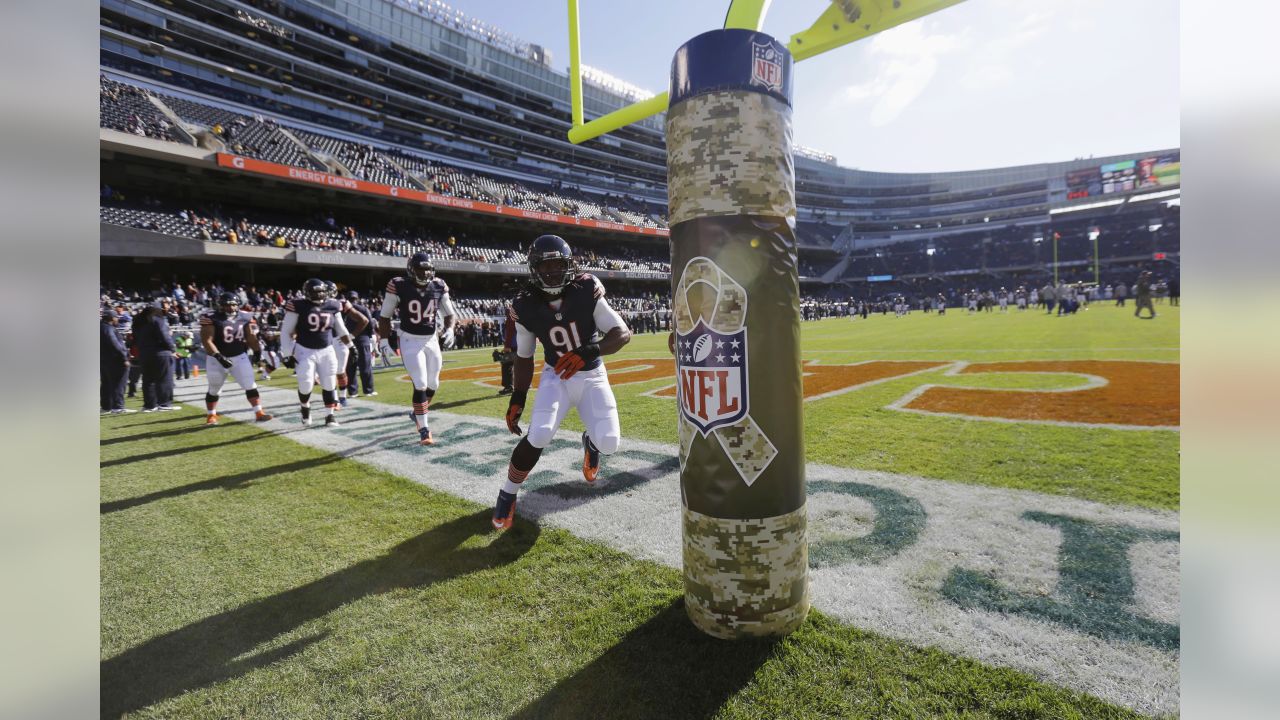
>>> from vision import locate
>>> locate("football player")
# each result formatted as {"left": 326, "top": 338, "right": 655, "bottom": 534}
{"left": 200, "top": 293, "right": 272, "bottom": 425}
{"left": 281, "top": 278, "right": 353, "bottom": 426}
{"left": 377, "top": 252, "right": 457, "bottom": 445}
{"left": 323, "top": 280, "right": 370, "bottom": 406}
{"left": 492, "top": 235, "right": 631, "bottom": 530}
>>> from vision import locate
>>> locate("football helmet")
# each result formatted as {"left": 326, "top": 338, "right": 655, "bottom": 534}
{"left": 407, "top": 252, "right": 435, "bottom": 286}
{"left": 218, "top": 292, "right": 240, "bottom": 315}
{"left": 528, "top": 235, "right": 576, "bottom": 295}
{"left": 303, "top": 278, "right": 328, "bottom": 302}
{"left": 324, "top": 280, "right": 338, "bottom": 299}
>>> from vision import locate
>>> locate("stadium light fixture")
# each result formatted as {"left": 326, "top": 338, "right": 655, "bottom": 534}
{"left": 926, "top": 247, "right": 936, "bottom": 255}
{"left": 565, "top": 0, "right": 968, "bottom": 144}
{"left": 1088, "top": 228, "right": 1101, "bottom": 241}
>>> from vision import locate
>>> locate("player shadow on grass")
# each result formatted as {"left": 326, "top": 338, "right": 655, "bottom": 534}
{"left": 100, "top": 510, "right": 542, "bottom": 719}
{"left": 101, "top": 454, "right": 348, "bottom": 514}
{"left": 99, "top": 431, "right": 278, "bottom": 468}
{"left": 508, "top": 599, "right": 778, "bottom": 720}
{"left": 100, "top": 424, "right": 229, "bottom": 446}
{"left": 101, "top": 434, "right": 397, "bottom": 514}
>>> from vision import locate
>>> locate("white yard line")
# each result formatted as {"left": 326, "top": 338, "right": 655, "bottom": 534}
{"left": 166, "top": 379, "right": 1180, "bottom": 716}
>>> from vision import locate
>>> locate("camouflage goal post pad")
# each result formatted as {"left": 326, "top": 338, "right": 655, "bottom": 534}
{"left": 667, "top": 29, "right": 807, "bottom": 638}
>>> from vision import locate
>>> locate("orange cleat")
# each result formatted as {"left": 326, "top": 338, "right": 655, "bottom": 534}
{"left": 581, "top": 432, "right": 600, "bottom": 483}
{"left": 205, "top": 413, "right": 218, "bottom": 425}
{"left": 255, "top": 411, "right": 273, "bottom": 422}
{"left": 418, "top": 427, "right": 434, "bottom": 446}
{"left": 492, "top": 490, "right": 516, "bottom": 530}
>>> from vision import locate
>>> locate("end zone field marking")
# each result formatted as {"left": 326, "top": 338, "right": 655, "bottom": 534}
{"left": 888, "top": 361, "right": 1180, "bottom": 431}
{"left": 162, "top": 379, "right": 1180, "bottom": 716}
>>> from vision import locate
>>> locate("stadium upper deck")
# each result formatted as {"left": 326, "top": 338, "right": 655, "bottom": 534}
{"left": 100, "top": 0, "right": 1179, "bottom": 261}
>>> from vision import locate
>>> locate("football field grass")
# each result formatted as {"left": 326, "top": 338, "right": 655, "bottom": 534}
{"left": 101, "top": 302, "right": 1178, "bottom": 718}
{"left": 101, "top": 408, "right": 1141, "bottom": 719}
{"left": 259, "top": 303, "right": 1179, "bottom": 509}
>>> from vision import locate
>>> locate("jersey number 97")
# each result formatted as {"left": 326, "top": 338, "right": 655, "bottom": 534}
{"left": 306, "top": 312, "right": 332, "bottom": 332}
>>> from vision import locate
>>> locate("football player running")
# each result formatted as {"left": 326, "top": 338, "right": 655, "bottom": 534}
{"left": 200, "top": 292, "right": 272, "bottom": 425}
{"left": 281, "top": 278, "right": 354, "bottom": 427}
{"left": 492, "top": 235, "right": 631, "bottom": 530}
{"left": 323, "top": 280, "right": 370, "bottom": 406}
{"left": 378, "top": 252, "right": 457, "bottom": 445}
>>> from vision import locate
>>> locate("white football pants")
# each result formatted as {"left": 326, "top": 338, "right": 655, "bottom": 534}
{"left": 205, "top": 352, "right": 257, "bottom": 395}
{"left": 294, "top": 344, "right": 338, "bottom": 393}
{"left": 400, "top": 331, "right": 442, "bottom": 391}
{"left": 527, "top": 364, "right": 620, "bottom": 454}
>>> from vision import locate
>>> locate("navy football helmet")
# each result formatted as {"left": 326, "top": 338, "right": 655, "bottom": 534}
{"left": 303, "top": 278, "right": 328, "bottom": 302}
{"left": 407, "top": 252, "right": 435, "bottom": 286}
{"left": 528, "top": 235, "right": 576, "bottom": 295}
{"left": 218, "top": 292, "right": 240, "bottom": 315}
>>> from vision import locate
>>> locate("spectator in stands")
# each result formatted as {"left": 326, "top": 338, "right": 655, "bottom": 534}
{"left": 101, "top": 310, "right": 132, "bottom": 415}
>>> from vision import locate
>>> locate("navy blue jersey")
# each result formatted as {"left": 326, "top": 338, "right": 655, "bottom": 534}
{"left": 200, "top": 310, "right": 256, "bottom": 357}
{"left": 385, "top": 276, "right": 449, "bottom": 335}
{"left": 351, "top": 303, "right": 375, "bottom": 338}
{"left": 285, "top": 297, "right": 343, "bottom": 350}
{"left": 511, "top": 273, "right": 606, "bottom": 369}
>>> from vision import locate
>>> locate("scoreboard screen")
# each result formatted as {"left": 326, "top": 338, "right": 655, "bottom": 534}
{"left": 1138, "top": 155, "right": 1180, "bottom": 188}
{"left": 1065, "top": 167, "right": 1101, "bottom": 200}
{"left": 1100, "top": 160, "right": 1137, "bottom": 194}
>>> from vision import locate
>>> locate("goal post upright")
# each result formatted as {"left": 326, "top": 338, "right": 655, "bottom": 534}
{"left": 565, "top": 0, "right": 968, "bottom": 639}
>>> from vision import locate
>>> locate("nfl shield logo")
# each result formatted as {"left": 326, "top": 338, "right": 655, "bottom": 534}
{"left": 751, "top": 41, "right": 783, "bottom": 93}
{"left": 676, "top": 320, "right": 749, "bottom": 436}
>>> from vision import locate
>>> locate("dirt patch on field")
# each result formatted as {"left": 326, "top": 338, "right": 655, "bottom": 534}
{"left": 903, "top": 361, "right": 1179, "bottom": 427}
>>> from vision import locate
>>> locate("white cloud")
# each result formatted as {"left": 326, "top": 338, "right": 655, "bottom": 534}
{"left": 834, "top": 20, "right": 968, "bottom": 126}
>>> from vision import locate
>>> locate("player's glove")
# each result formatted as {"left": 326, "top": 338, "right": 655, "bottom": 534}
{"left": 213, "top": 352, "right": 233, "bottom": 369}
{"left": 378, "top": 338, "right": 394, "bottom": 359}
{"left": 281, "top": 355, "right": 297, "bottom": 370}
{"left": 250, "top": 350, "right": 261, "bottom": 365}
{"left": 439, "top": 326, "right": 456, "bottom": 349}
{"left": 553, "top": 343, "right": 600, "bottom": 380}
{"left": 505, "top": 389, "right": 527, "bottom": 435}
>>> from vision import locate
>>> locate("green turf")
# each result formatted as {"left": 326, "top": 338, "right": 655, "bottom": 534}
{"left": 101, "top": 408, "right": 1143, "bottom": 719}
{"left": 263, "top": 303, "right": 1178, "bottom": 509}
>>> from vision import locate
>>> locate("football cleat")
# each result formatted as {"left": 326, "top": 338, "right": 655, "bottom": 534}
{"left": 418, "top": 427, "right": 434, "bottom": 446}
{"left": 255, "top": 411, "right": 273, "bottom": 422}
{"left": 338, "top": 395, "right": 349, "bottom": 408}
{"left": 325, "top": 415, "right": 341, "bottom": 427}
{"left": 364, "top": 391, "right": 378, "bottom": 397}
{"left": 301, "top": 416, "right": 312, "bottom": 427}
{"left": 492, "top": 490, "right": 517, "bottom": 530}
{"left": 205, "top": 413, "right": 218, "bottom": 425}
{"left": 581, "top": 432, "right": 600, "bottom": 483}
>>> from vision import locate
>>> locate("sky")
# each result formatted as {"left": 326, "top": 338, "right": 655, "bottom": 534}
{"left": 431, "top": 0, "right": 1179, "bottom": 173}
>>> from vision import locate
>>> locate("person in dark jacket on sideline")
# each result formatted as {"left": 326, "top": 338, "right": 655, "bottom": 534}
{"left": 133, "top": 303, "right": 178, "bottom": 411}
{"left": 100, "top": 310, "right": 133, "bottom": 414}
